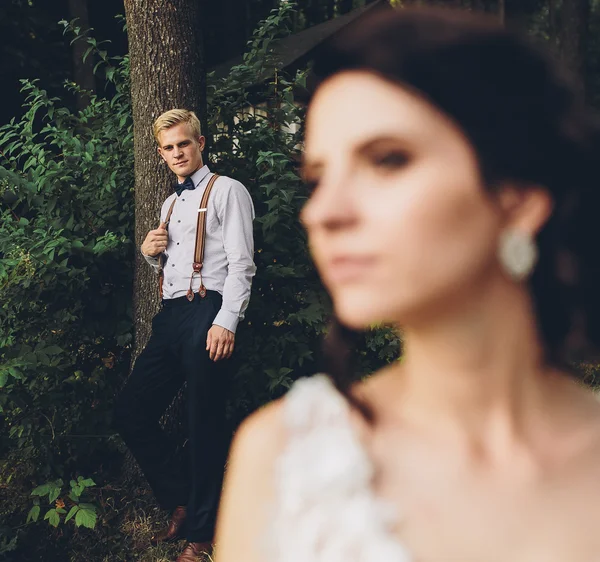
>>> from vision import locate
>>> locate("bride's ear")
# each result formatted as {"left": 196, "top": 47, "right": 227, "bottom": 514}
{"left": 496, "top": 184, "right": 553, "bottom": 237}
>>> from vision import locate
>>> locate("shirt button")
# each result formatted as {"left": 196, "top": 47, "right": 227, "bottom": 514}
{"left": 178, "top": 219, "right": 181, "bottom": 223}
{"left": 182, "top": 199, "right": 185, "bottom": 201}
{"left": 172, "top": 264, "right": 175, "bottom": 267}
{"left": 169, "top": 283, "right": 173, "bottom": 286}
{"left": 177, "top": 242, "right": 180, "bottom": 245}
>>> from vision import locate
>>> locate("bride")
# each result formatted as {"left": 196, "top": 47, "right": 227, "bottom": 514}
{"left": 215, "top": 7, "right": 600, "bottom": 562}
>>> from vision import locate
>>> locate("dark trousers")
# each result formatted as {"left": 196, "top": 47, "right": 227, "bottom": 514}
{"left": 114, "top": 290, "right": 229, "bottom": 542}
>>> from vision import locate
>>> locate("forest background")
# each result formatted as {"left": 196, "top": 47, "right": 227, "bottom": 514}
{"left": 0, "top": 0, "right": 598, "bottom": 560}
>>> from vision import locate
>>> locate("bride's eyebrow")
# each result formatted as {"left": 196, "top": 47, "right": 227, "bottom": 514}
{"left": 355, "top": 135, "right": 412, "bottom": 155}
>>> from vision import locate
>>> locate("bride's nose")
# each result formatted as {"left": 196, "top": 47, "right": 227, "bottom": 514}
{"left": 301, "top": 170, "right": 359, "bottom": 233}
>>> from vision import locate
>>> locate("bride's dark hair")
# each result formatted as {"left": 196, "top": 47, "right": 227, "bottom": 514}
{"left": 311, "top": 7, "right": 600, "bottom": 408}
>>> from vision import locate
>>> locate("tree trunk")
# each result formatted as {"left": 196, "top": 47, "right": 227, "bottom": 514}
{"left": 68, "top": 0, "right": 95, "bottom": 110}
{"left": 559, "top": 0, "right": 589, "bottom": 99}
{"left": 124, "top": 0, "right": 206, "bottom": 361}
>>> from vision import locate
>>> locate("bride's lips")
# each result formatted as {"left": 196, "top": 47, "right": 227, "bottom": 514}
{"left": 325, "top": 255, "right": 375, "bottom": 283}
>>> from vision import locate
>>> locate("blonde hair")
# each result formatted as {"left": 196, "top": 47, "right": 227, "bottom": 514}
{"left": 153, "top": 109, "right": 202, "bottom": 143}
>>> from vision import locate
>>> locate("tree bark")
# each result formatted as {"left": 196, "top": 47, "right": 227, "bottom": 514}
{"left": 124, "top": 0, "right": 206, "bottom": 361}
{"left": 68, "top": 0, "right": 95, "bottom": 110}
{"left": 558, "top": 0, "right": 589, "bottom": 99}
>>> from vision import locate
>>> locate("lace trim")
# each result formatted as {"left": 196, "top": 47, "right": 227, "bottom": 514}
{"left": 268, "top": 375, "right": 412, "bottom": 562}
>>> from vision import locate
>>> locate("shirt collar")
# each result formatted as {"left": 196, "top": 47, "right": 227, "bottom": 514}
{"left": 189, "top": 165, "right": 211, "bottom": 188}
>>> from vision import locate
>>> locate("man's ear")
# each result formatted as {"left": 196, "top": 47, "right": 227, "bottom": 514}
{"left": 157, "top": 146, "right": 165, "bottom": 161}
{"left": 497, "top": 184, "right": 553, "bottom": 237}
{"left": 197, "top": 135, "right": 206, "bottom": 152}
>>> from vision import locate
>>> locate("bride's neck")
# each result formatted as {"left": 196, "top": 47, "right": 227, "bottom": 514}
{"left": 396, "top": 278, "right": 558, "bottom": 452}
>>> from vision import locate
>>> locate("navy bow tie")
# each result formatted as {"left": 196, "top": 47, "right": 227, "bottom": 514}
{"left": 175, "top": 176, "right": 195, "bottom": 196}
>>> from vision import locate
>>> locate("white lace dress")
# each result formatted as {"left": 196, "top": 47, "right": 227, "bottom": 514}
{"left": 268, "top": 375, "right": 413, "bottom": 562}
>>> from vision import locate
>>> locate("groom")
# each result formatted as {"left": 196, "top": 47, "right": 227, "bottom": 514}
{"left": 114, "top": 109, "right": 255, "bottom": 561}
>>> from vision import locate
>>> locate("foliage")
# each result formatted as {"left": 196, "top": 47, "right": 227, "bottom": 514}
{"left": 0, "top": 2, "right": 400, "bottom": 558}
{"left": 208, "top": 1, "right": 399, "bottom": 418}
{"left": 0, "top": 21, "right": 133, "bottom": 555}
{"left": 28, "top": 476, "right": 98, "bottom": 529}
{"left": 4, "top": 0, "right": 600, "bottom": 559}
{"left": 0, "top": 0, "right": 73, "bottom": 127}
{"left": 208, "top": 1, "right": 326, "bottom": 413}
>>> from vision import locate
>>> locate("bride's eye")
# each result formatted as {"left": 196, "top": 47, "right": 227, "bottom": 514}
{"left": 303, "top": 176, "right": 321, "bottom": 195}
{"left": 372, "top": 150, "right": 410, "bottom": 170}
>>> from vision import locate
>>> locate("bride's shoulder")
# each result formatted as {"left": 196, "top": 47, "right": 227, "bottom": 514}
{"left": 216, "top": 396, "right": 288, "bottom": 560}
{"left": 234, "top": 375, "right": 345, "bottom": 446}
{"left": 216, "top": 375, "right": 346, "bottom": 559}
{"left": 231, "top": 396, "right": 287, "bottom": 462}
{"left": 226, "top": 376, "right": 336, "bottom": 462}
{"left": 227, "top": 369, "right": 397, "bottom": 465}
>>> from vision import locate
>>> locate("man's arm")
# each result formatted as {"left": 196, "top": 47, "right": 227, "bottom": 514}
{"left": 214, "top": 179, "right": 256, "bottom": 332}
{"left": 207, "top": 179, "right": 256, "bottom": 361}
{"left": 141, "top": 222, "right": 168, "bottom": 273}
{"left": 142, "top": 253, "right": 160, "bottom": 273}
{"left": 140, "top": 198, "right": 171, "bottom": 272}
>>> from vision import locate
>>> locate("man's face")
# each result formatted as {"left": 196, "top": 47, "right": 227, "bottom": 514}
{"left": 157, "top": 122, "right": 205, "bottom": 181}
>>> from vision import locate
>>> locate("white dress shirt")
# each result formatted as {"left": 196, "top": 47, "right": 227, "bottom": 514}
{"left": 143, "top": 165, "right": 256, "bottom": 333}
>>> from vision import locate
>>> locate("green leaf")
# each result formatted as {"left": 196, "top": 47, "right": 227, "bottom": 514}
{"left": 65, "top": 505, "right": 79, "bottom": 523}
{"left": 26, "top": 505, "right": 40, "bottom": 523}
{"left": 74, "top": 505, "right": 97, "bottom": 529}
{"left": 31, "top": 484, "right": 50, "bottom": 497}
{"left": 44, "top": 509, "right": 60, "bottom": 527}
{"left": 48, "top": 487, "right": 61, "bottom": 504}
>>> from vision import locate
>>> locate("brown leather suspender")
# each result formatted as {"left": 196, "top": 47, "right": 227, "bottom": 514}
{"left": 158, "top": 198, "right": 177, "bottom": 299}
{"left": 158, "top": 173, "right": 220, "bottom": 301}
{"left": 187, "top": 173, "right": 219, "bottom": 301}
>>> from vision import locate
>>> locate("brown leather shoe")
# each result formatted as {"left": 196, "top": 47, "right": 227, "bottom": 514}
{"left": 175, "top": 541, "right": 213, "bottom": 562}
{"left": 150, "top": 505, "right": 187, "bottom": 546}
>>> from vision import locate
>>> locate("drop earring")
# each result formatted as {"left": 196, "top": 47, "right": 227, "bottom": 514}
{"left": 498, "top": 229, "right": 538, "bottom": 281}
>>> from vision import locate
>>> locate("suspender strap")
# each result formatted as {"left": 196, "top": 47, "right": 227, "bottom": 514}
{"left": 194, "top": 173, "right": 219, "bottom": 269}
{"left": 188, "top": 173, "right": 220, "bottom": 300}
{"left": 164, "top": 197, "right": 178, "bottom": 225}
{"left": 157, "top": 173, "right": 220, "bottom": 302}
{"left": 158, "top": 197, "right": 178, "bottom": 299}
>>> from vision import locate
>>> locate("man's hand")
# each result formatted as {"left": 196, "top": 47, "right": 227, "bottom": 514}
{"left": 141, "top": 222, "right": 168, "bottom": 257}
{"left": 206, "top": 325, "right": 235, "bottom": 362}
